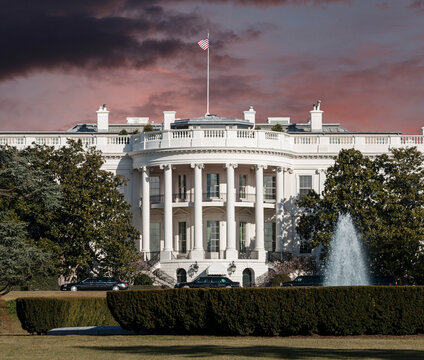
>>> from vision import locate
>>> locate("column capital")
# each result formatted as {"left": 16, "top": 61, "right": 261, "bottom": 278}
{"left": 139, "top": 166, "right": 149, "bottom": 173}
{"left": 315, "top": 168, "right": 326, "bottom": 174}
{"left": 255, "top": 164, "right": 267, "bottom": 170}
{"left": 284, "top": 167, "right": 293, "bottom": 174}
{"left": 275, "top": 166, "right": 284, "bottom": 173}
{"left": 159, "top": 164, "right": 172, "bottom": 170}
{"left": 225, "top": 163, "right": 238, "bottom": 169}
{"left": 191, "top": 163, "right": 204, "bottom": 169}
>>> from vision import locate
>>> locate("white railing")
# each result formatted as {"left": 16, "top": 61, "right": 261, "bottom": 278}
{"left": 3, "top": 130, "right": 424, "bottom": 156}
{"left": 329, "top": 136, "right": 353, "bottom": 145}
{"left": 294, "top": 136, "right": 318, "bottom": 144}
{"left": 365, "top": 136, "right": 388, "bottom": 145}
{"left": 204, "top": 130, "right": 224, "bottom": 138}
{"left": 401, "top": 136, "right": 424, "bottom": 145}
{"left": 146, "top": 132, "right": 162, "bottom": 141}
{"left": 107, "top": 136, "right": 130, "bottom": 144}
{"left": 237, "top": 130, "right": 255, "bottom": 138}
{"left": 172, "top": 130, "right": 192, "bottom": 139}
{"left": 265, "top": 131, "right": 278, "bottom": 140}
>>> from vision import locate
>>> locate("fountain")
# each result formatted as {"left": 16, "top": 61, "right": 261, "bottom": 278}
{"left": 323, "top": 213, "right": 370, "bottom": 286}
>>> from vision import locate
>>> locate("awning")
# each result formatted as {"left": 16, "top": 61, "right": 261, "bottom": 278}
{"left": 206, "top": 263, "right": 227, "bottom": 276}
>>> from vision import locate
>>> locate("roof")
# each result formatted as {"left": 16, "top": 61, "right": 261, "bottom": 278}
{"left": 172, "top": 114, "right": 253, "bottom": 129}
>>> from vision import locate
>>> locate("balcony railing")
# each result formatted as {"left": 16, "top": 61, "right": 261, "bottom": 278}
{"left": 3, "top": 130, "right": 424, "bottom": 156}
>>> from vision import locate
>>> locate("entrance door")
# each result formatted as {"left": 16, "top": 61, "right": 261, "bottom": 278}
{"left": 242, "top": 269, "right": 253, "bottom": 287}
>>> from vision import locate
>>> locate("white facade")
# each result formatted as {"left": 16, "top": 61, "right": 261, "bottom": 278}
{"left": 1, "top": 104, "right": 422, "bottom": 286}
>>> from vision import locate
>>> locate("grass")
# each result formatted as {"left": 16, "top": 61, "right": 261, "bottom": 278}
{"left": 0, "top": 334, "right": 424, "bottom": 360}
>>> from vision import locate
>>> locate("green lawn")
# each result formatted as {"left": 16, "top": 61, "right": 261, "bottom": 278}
{"left": 0, "top": 334, "right": 424, "bottom": 360}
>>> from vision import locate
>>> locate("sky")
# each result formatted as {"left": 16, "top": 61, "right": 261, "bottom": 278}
{"left": 1, "top": 0, "right": 424, "bottom": 133}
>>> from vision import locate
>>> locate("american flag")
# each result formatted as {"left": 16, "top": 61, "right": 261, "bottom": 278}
{"left": 197, "top": 38, "right": 209, "bottom": 50}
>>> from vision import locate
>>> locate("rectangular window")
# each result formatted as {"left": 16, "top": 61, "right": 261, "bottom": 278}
{"left": 239, "top": 221, "right": 246, "bottom": 253}
{"left": 264, "top": 176, "right": 276, "bottom": 200}
{"left": 150, "top": 222, "right": 161, "bottom": 252}
{"left": 150, "top": 176, "right": 161, "bottom": 202}
{"left": 207, "top": 174, "right": 219, "bottom": 198}
{"left": 264, "top": 222, "right": 276, "bottom": 252}
{"left": 207, "top": 221, "right": 219, "bottom": 252}
{"left": 239, "top": 175, "right": 247, "bottom": 199}
{"left": 178, "top": 175, "right": 186, "bottom": 201}
{"left": 178, "top": 222, "right": 187, "bottom": 253}
{"left": 299, "top": 175, "right": 312, "bottom": 197}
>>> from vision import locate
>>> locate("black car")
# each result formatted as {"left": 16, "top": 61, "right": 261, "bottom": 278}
{"left": 60, "top": 277, "right": 128, "bottom": 291}
{"left": 281, "top": 275, "right": 324, "bottom": 287}
{"left": 174, "top": 276, "right": 240, "bottom": 289}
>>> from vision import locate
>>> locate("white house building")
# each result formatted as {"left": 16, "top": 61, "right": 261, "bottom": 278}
{"left": 2, "top": 102, "right": 424, "bottom": 286}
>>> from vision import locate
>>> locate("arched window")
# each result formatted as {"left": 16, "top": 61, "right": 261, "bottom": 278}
{"left": 177, "top": 268, "right": 187, "bottom": 283}
{"left": 242, "top": 268, "right": 254, "bottom": 287}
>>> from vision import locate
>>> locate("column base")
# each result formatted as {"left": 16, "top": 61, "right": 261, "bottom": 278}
{"left": 160, "top": 251, "right": 172, "bottom": 261}
{"left": 225, "top": 249, "right": 238, "bottom": 260}
{"left": 253, "top": 250, "right": 266, "bottom": 261}
{"left": 190, "top": 249, "right": 204, "bottom": 260}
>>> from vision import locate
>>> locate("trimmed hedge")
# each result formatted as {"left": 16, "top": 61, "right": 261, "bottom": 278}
{"left": 107, "top": 286, "right": 424, "bottom": 336}
{"left": 16, "top": 297, "right": 118, "bottom": 334}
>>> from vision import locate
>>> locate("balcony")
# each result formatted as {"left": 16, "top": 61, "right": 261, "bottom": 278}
{"left": 132, "top": 129, "right": 421, "bottom": 155}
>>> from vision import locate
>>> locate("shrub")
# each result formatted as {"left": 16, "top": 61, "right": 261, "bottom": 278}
{"left": 119, "top": 129, "right": 128, "bottom": 135}
{"left": 143, "top": 124, "right": 154, "bottom": 132}
{"left": 271, "top": 123, "right": 284, "bottom": 132}
{"left": 133, "top": 273, "right": 153, "bottom": 286}
{"left": 16, "top": 297, "right": 117, "bottom": 334}
{"left": 107, "top": 287, "right": 424, "bottom": 336}
{"left": 269, "top": 274, "right": 291, "bottom": 287}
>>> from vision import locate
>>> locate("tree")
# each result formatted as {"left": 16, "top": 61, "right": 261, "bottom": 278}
{"left": 30, "top": 141, "right": 139, "bottom": 282}
{"left": 297, "top": 148, "right": 424, "bottom": 283}
{"left": 0, "top": 146, "right": 61, "bottom": 293}
{"left": 271, "top": 123, "right": 284, "bottom": 132}
{"left": 143, "top": 124, "right": 154, "bottom": 132}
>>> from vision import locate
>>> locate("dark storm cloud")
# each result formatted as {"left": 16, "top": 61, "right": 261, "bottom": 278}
{"left": 0, "top": 0, "right": 271, "bottom": 81}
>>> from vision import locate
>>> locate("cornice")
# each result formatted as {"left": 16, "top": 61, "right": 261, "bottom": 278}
{"left": 129, "top": 147, "right": 338, "bottom": 160}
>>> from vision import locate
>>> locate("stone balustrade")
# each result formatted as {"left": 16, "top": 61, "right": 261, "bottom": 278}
{"left": 1, "top": 130, "right": 424, "bottom": 155}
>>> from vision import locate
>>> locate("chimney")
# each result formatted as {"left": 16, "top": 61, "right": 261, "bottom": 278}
{"left": 163, "top": 111, "right": 176, "bottom": 130}
{"left": 96, "top": 104, "right": 109, "bottom": 132}
{"left": 243, "top": 106, "right": 256, "bottom": 125}
{"left": 310, "top": 100, "right": 323, "bottom": 132}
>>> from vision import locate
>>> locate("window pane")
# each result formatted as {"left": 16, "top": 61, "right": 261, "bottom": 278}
{"left": 239, "top": 221, "right": 246, "bottom": 253}
{"left": 178, "top": 175, "right": 186, "bottom": 200}
{"left": 207, "top": 221, "right": 219, "bottom": 252}
{"left": 178, "top": 222, "right": 187, "bottom": 253}
{"left": 239, "top": 175, "right": 247, "bottom": 199}
{"left": 150, "top": 222, "right": 161, "bottom": 252}
{"left": 299, "top": 175, "right": 312, "bottom": 197}
{"left": 264, "top": 222, "right": 276, "bottom": 252}
{"left": 207, "top": 174, "right": 219, "bottom": 198}
{"left": 150, "top": 176, "right": 161, "bottom": 202}
{"left": 264, "top": 176, "right": 276, "bottom": 200}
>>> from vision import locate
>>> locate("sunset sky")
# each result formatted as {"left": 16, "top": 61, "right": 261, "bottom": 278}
{"left": 1, "top": 0, "right": 424, "bottom": 133}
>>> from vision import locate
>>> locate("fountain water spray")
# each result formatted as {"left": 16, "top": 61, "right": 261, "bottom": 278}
{"left": 324, "top": 213, "right": 370, "bottom": 286}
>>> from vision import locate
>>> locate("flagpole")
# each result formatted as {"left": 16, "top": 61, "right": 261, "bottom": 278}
{"left": 206, "top": 32, "right": 210, "bottom": 116}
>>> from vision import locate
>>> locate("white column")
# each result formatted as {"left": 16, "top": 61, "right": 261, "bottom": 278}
{"left": 191, "top": 163, "right": 204, "bottom": 259}
{"left": 276, "top": 167, "right": 284, "bottom": 252}
{"left": 226, "top": 163, "right": 237, "bottom": 259}
{"left": 141, "top": 166, "right": 150, "bottom": 256}
{"left": 254, "top": 165, "right": 266, "bottom": 260}
{"left": 161, "top": 164, "right": 173, "bottom": 260}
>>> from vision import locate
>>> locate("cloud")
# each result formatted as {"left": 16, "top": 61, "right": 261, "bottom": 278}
{"left": 0, "top": 0, "right": 272, "bottom": 81}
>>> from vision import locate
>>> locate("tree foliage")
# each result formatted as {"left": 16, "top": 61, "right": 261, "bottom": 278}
{"left": 297, "top": 148, "right": 424, "bottom": 283}
{"left": 271, "top": 123, "right": 284, "bottom": 132}
{"left": 29, "top": 140, "right": 139, "bottom": 282}
{"left": 0, "top": 147, "right": 60, "bottom": 293}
